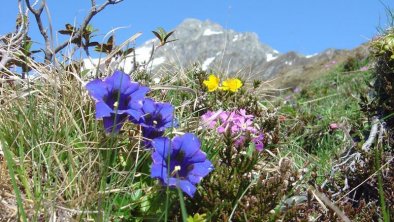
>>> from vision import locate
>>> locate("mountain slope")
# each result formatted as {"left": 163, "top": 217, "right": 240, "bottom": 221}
{"left": 87, "top": 18, "right": 369, "bottom": 88}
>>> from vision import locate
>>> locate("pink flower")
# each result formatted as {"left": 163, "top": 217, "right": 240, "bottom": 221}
{"left": 234, "top": 117, "right": 256, "bottom": 134}
{"left": 252, "top": 134, "right": 265, "bottom": 151}
{"left": 201, "top": 111, "right": 217, "bottom": 129}
{"left": 238, "top": 109, "right": 254, "bottom": 119}
{"left": 217, "top": 111, "right": 236, "bottom": 133}
{"left": 329, "top": 123, "right": 339, "bottom": 130}
{"left": 201, "top": 109, "right": 265, "bottom": 152}
{"left": 359, "top": 66, "right": 369, "bottom": 71}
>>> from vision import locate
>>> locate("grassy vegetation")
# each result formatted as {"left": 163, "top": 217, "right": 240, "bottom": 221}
{"left": 277, "top": 64, "right": 372, "bottom": 183}
{"left": 1, "top": 3, "right": 393, "bottom": 221}
{"left": 1, "top": 47, "right": 392, "bottom": 221}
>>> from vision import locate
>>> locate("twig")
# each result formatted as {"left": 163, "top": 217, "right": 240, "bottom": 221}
{"left": 0, "top": 0, "right": 29, "bottom": 72}
{"left": 25, "top": 0, "right": 124, "bottom": 62}
{"left": 25, "top": 0, "right": 51, "bottom": 60}
{"left": 362, "top": 116, "right": 380, "bottom": 152}
{"left": 309, "top": 186, "right": 351, "bottom": 222}
{"left": 335, "top": 156, "right": 394, "bottom": 202}
{"left": 53, "top": 0, "right": 124, "bottom": 58}
{"left": 56, "top": 205, "right": 99, "bottom": 214}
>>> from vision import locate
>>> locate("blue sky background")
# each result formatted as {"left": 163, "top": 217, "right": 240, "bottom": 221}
{"left": 1, "top": 0, "right": 393, "bottom": 55}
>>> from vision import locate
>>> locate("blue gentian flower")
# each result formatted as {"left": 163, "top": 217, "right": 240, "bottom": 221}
{"left": 138, "top": 98, "right": 178, "bottom": 147}
{"left": 151, "top": 133, "right": 214, "bottom": 197}
{"left": 139, "top": 98, "right": 178, "bottom": 131}
{"left": 142, "top": 127, "right": 165, "bottom": 148}
{"left": 86, "top": 70, "right": 149, "bottom": 133}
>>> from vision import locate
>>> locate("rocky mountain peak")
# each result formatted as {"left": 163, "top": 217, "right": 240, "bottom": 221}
{"left": 85, "top": 18, "right": 368, "bottom": 88}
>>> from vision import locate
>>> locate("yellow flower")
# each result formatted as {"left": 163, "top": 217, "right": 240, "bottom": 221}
{"left": 220, "top": 78, "right": 243, "bottom": 92}
{"left": 203, "top": 74, "right": 220, "bottom": 92}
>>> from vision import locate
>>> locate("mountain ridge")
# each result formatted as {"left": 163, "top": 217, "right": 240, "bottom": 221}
{"left": 85, "top": 18, "right": 369, "bottom": 88}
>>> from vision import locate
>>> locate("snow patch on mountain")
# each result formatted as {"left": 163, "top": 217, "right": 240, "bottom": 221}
{"left": 203, "top": 29, "right": 223, "bottom": 36}
{"left": 202, "top": 57, "right": 216, "bottom": 70}
{"left": 134, "top": 46, "right": 153, "bottom": 64}
{"left": 306, "top": 53, "right": 318, "bottom": 58}
{"left": 232, "top": 34, "right": 240, "bottom": 42}
{"left": 151, "top": 57, "right": 166, "bottom": 67}
{"left": 266, "top": 53, "right": 278, "bottom": 62}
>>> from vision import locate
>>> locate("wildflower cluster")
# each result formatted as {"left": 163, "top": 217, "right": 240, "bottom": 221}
{"left": 203, "top": 74, "right": 243, "bottom": 92}
{"left": 201, "top": 109, "right": 264, "bottom": 151}
{"left": 86, "top": 70, "right": 213, "bottom": 197}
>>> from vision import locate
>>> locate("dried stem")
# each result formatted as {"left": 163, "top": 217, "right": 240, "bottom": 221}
{"left": 25, "top": 0, "right": 124, "bottom": 62}
{"left": 0, "top": 0, "right": 29, "bottom": 73}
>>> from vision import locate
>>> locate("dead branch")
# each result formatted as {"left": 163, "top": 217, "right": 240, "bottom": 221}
{"left": 362, "top": 116, "right": 380, "bottom": 152}
{"left": 0, "top": 0, "right": 29, "bottom": 73}
{"left": 53, "top": 0, "right": 124, "bottom": 58}
{"left": 25, "top": 0, "right": 124, "bottom": 62}
{"left": 309, "top": 186, "right": 351, "bottom": 222}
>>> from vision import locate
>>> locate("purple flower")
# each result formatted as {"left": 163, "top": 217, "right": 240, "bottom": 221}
{"left": 359, "top": 66, "right": 369, "bottom": 71}
{"left": 139, "top": 98, "right": 177, "bottom": 131}
{"left": 201, "top": 111, "right": 218, "bottom": 129}
{"left": 237, "top": 109, "right": 254, "bottom": 119}
{"left": 252, "top": 133, "right": 265, "bottom": 151}
{"left": 217, "top": 111, "right": 236, "bottom": 133}
{"left": 151, "top": 133, "right": 214, "bottom": 197}
{"left": 86, "top": 70, "right": 149, "bottom": 133}
{"left": 139, "top": 98, "right": 178, "bottom": 147}
{"left": 142, "top": 127, "right": 165, "bottom": 148}
{"left": 233, "top": 115, "right": 256, "bottom": 134}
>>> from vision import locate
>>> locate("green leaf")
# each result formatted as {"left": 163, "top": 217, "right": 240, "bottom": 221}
{"left": 247, "top": 142, "right": 255, "bottom": 158}
{"left": 87, "top": 42, "right": 99, "bottom": 47}
{"left": 123, "top": 48, "right": 135, "bottom": 56}
{"left": 152, "top": 30, "right": 162, "bottom": 41}
{"left": 164, "top": 30, "right": 175, "bottom": 42}
{"left": 187, "top": 213, "right": 207, "bottom": 222}
{"left": 80, "top": 69, "right": 91, "bottom": 77}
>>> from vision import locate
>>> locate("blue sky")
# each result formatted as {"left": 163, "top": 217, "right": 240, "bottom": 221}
{"left": 1, "top": 0, "right": 393, "bottom": 55}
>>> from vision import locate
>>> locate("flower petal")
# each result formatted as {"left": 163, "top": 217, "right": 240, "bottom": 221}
{"left": 102, "top": 113, "right": 128, "bottom": 133}
{"left": 172, "top": 133, "right": 201, "bottom": 159}
{"left": 104, "top": 70, "right": 131, "bottom": 92}
{"left": 141, "top": 98, "right": 156, "bottom": 114}
{"left": 158, "top": 102, "right": 175, "bottom": 118}
{"left": 129, "top": 85, "right": 150, "bottom": 100}
{"left": 125, "top": 108, "right": 142, "bottom": 121}
{"left": 95, "top": 101, "right": 113, "bottom": 118}
{"left": 151, "top": 163, "right": 168, "bottom": 181}
{"left": 152, "top": 137, "right": 171, "bottom": 159}
{"left": 188, "top": 150, "right": 207, "bottom": 163}
{"left": 178, "top": 180, "right": 197, "bottom": 197}
{"left": 167, "top": 178, "right": 197, "bottom": 197}
{"left": 85, "top": 79, "right": 108, "bottom": 101}
{"left": 189, "top": 160, "right": 214, "bottom": 178}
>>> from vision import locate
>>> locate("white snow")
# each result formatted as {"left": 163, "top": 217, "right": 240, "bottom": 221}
{"left": 153, "top": 77, "right": 161, "bottom": 84}
{"left": 232, "top": 34, "right": 239, "bottom": 42}
{"left": 134, "top": 46, "right": 153, "bottom": 64}
{"left": 273, "top": 50, "right": 279, "bottom": 54}
{"left": 285, "top": 61, "right": 293, "bottom": 66}
{"left": 266, "top": 53, "right": 278, "bottom": 62}
{"left": 83, "top": 58, "right": 110, "bottom": 74}
{"left": 203, "top": 29, "right": 223, "bottom": 36}
{"left": 83, "top": 58, "right": 100, "bottom": 70}
{"left": 151, "top": 57, "right": 166, "bottom": 67}
{"left": 202, "top": 57, "right": 215, "bottom": 70}
{"left": 305, "top": 53, "right": 318, "bottom": 58}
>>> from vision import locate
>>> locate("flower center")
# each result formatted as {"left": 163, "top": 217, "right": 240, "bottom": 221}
{"left": 144, "top": 113, "right": 163, "bottom": 128}
{"left": 171, "top": 165, "right": 181, "bottom": 177}
{"left": 105, "top": 90, "right": 131, "bottom": 110}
